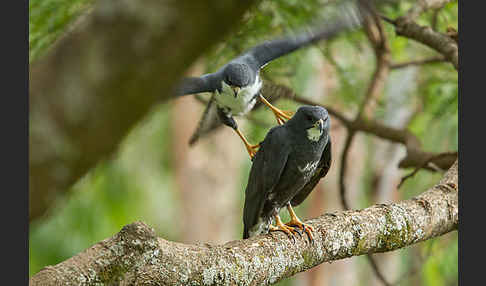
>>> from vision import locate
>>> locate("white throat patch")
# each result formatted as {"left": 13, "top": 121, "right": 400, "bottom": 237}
{"left": 307, "top": 125, "right": 323, "bottom": 142}
{"left": 214, "top": 76, "right": 262, "bottom": 116}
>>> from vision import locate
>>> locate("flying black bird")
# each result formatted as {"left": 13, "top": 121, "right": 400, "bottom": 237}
{"left": 174, "top": 9, "right": 359, "bottom": 159}
{"left": 242, "top": 105, "right": 332, "bottom": 241}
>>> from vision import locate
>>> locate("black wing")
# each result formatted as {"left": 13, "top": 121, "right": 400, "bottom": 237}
{"left": 244, "top": 11, "right": 360, "bottom": 70}
{"left": 290, "top": 140, "right": 332, "bottom": 207}
{"left": 243, "top": 127, "right": 291, "bottom": 238}
{"left": 173, "top": 72, "right": 222, "bottom": 96}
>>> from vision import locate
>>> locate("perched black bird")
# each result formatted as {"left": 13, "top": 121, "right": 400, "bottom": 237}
{"left": 174, "top": 10, "right": 359, "bottom": 159}
{"left": 243, "top": 105, "right": 332, "bottom": 241}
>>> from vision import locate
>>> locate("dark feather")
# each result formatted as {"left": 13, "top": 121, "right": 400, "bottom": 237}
{"left": 290, "top": 140, "right": 332, "bottom": 206}
{"left": 243, "top": 127, "right": 291, "bottom": 238}
{"left": 174, "top": 73, "right": 221, "bottom": 96}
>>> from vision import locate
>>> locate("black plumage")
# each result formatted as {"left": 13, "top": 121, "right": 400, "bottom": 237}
{"left": 243, "top": 106, "right": 332, "bottom": 240}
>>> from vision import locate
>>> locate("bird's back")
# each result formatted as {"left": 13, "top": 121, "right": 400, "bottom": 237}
{"left": 243, "top": 126, "right": 290, "bottom": 238}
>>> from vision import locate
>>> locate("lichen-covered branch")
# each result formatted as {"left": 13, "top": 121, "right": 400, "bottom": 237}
{"left": 30, "top": 160, "right": 458, "bottom": 286}
{"left": 29, "top": 0, "right": 258, "bottom": 222}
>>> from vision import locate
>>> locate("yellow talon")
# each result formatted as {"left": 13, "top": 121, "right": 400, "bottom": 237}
{"left": 285, "top": 203, "right": 315, "bottom": 242}
{"left": 259, "top": 94, "right": 294, "bottom": 124}
{"left": 269, "top": 214, "right": 299, "bottom": 241}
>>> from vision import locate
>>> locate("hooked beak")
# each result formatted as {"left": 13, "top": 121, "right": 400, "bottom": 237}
{"left": 314, "top": 119, "right": 324, "bottom": 133}
{"left": 231, "top": 86, "right": 241, "bottom": 98}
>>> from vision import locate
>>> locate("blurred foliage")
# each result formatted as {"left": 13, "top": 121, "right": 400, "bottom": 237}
{"left": 29, "top": 0, "right": 457, "bottom": 285}
{"left": 29, "top": 0, "right": 94, "bottom": 63}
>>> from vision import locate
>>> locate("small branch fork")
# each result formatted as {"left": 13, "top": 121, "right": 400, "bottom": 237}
{"left": 397, "top": 151, "right": 458, "bottom": 189}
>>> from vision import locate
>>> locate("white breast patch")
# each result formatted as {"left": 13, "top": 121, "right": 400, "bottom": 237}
{"left": 214, "top": 76, "right": 262, "bottom": 116}
{"left": 298, "top": 160, "right": 320, "bottom": 181}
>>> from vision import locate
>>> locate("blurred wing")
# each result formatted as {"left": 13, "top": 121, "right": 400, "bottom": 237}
{"left": 188, "top": 95, "right": 222, "bottom": 145}
{"left": 243, "top": 127, "right": 291, "bottom": 238}
{"left": 244, "top": 6, "right": 361, "bottom": 70}
{"left": 290, "top": 140, "right": 332, "bottom": 207}
{"left": 174, "top": 72, "right": 221, "bottom": 96}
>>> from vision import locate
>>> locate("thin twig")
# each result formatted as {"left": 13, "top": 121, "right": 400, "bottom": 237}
{"left": 339, "top": 130, "right": 356, "bottom": 210}
{"left": 390, "top": 56, "right": 446, "bottom": 69}
{"left": 367, "top": 255, "right": 393, "bottom": 286}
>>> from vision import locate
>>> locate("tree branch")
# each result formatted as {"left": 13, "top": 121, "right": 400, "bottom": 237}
{"left": 339, "top": 130, "right": 356, "bottom": 211}
{"left": 275, "top": 84, "right": 457, "bottom": 171}
{"left": 387, "top": 17, "right": 458, "bottom": 70}
{"left": 390, "top": 56, "right": 446, "bottom": 69}
{"left": 30, "top": 161, "right": 458, "bottom": 285}
{"left": 29, "top": 0, "right": 259, "bottom": 222}
{"left": 397, "top": 151, "right": 458, "bottom": 189}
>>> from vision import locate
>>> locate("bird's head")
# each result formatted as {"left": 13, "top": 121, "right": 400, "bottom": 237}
{"left": 222, "top": 63, "right": 252, "bottom": 97}
{"left": 288, "top": 106, "right": 330, "bottom": 142}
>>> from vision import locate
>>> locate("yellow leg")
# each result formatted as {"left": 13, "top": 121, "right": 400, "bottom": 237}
{"left": 259, "top": 95, "right": 294, "bottom": 125}
{"left": 234, "top": 128, "right": 260, "bottom": 160}
{"left": 285, "top": 203, "right": 315, "bottom": 241}
{"left": 269, "top": 214, "right": 299, "bottom": 241}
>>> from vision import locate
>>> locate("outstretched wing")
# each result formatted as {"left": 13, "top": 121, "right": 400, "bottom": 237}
{"left": 243, "top": 7, "right": 361, "bottom": 70}
{"left": 173, "top": 72, "right": 222, "bottom": 96}
{"left": 243, "top": 127, "right": 291, "bottom": 238}
{"left": 290, "top": 140, "right": 332, "bottom": 207}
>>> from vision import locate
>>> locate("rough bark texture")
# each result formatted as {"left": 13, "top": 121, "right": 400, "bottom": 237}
{"left": 29, "top": 0, "right": 258, "bottom": 222}
{"left": 392, "top": 17, "right": 458, "bottom": 70}
{"left": 30, "top": 161, "right": 458, "bottom": 286}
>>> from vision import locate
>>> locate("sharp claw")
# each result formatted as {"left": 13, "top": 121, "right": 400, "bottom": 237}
{"left": 269, "top": 224, "right": 298, "bottom": 242}
{"left": 293, "top": 227, "right": 303, "bottom": 237}
{"left": 285, "top": 221, "right": 315, "bottom": 243}
{"left": 303, "top": 225, "right": 314, "bottom": 243}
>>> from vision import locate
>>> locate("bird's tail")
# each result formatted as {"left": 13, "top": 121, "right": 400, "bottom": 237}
{"left": 243, "top": 217, "right": 270, "bottom": 239}
{"left": 243, "top": 228, "right": 250, "bottom": 239}
{"left": 188, "top": 96, "right": 223, "bottom": 145}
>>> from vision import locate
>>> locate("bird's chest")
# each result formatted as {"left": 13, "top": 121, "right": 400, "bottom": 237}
{"left": 296, "top": 160, "right": 320, "bottom": 182}
{"left": 214, "top": 78, "right": 262, "bottom": 116}
{"left": 292, "top": 142, "right": 324, "bottom": 181}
